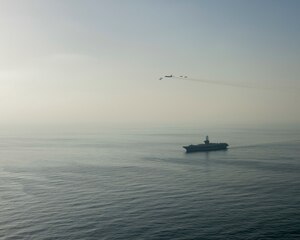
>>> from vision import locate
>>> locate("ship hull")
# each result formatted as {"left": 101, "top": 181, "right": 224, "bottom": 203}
{"left": 183, "top": 143, "right": 228, "bottom": 153}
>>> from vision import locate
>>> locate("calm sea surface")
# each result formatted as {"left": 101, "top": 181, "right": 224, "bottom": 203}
{"left": 0, "top": 127, "right": 299, "bottom": 239}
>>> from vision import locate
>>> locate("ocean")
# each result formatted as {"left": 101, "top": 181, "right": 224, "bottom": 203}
{"left": 0, "top": 127, "right": 299, "bottom": 239}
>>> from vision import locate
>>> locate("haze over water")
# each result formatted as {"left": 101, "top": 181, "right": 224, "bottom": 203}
{"left": 1, "top": 1, "right": 300, "bottom": 239}
{"left": 0, "top": 127, "right": 300, "bottom": 239}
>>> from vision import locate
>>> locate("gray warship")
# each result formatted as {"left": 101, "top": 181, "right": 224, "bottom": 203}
{"left": 183, "top": 136, "right": 228, "bottom": 153}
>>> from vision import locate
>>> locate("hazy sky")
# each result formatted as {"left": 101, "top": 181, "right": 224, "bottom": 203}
{"left": 1, "top": 0, "right": 300, "bottom": 129}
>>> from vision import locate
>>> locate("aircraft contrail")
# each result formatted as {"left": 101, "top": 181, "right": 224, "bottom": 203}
{"left": 174, "top": 76, "right": 266, "bottom": 89}
{"left": 160, "top": 75, "right": 272, "bottom": 90}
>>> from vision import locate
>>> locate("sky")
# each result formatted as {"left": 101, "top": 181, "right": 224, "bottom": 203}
{"left": 0, "top": 0, "right": 300, "bottom": 130}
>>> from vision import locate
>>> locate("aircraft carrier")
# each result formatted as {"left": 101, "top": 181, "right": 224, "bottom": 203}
{"left": 183, "top": 136, "right": 228, "bottom": 153}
